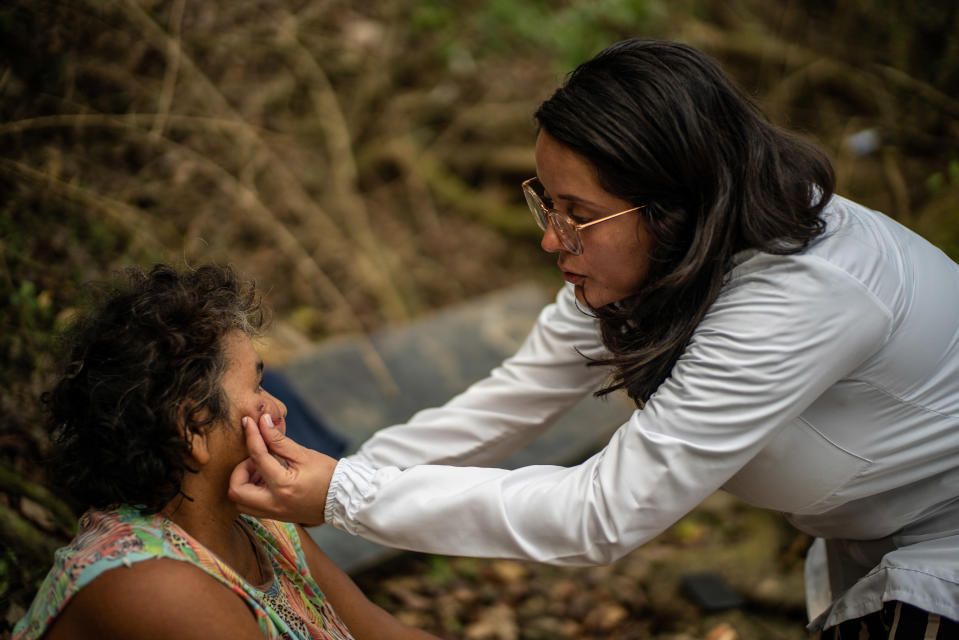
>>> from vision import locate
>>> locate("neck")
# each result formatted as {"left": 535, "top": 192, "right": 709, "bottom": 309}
{"left": 160, "top": 474, "right": 255, "bottom": 580}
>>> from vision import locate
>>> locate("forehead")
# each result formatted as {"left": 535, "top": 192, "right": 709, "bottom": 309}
{"left": 221, "top": 330, "right": 259, "bottom": 374}
{"left": 534, "top": 130, "right": 603, "bottom": 197}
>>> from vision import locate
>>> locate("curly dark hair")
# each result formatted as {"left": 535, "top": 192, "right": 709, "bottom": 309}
{"left": 45, "top": 264, "right": 265, "bottom": 513}
{"left": 534, "top": 39, "right": 835, "bottom": 405}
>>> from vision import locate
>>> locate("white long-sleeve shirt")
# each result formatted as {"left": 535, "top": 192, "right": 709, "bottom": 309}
{"left": 325, "top": 195, "right": 959, "bottom": 629}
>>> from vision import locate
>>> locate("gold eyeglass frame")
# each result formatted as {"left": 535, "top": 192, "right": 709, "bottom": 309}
{"left": 522, "top": 177, "right": 645, "bottom": 255}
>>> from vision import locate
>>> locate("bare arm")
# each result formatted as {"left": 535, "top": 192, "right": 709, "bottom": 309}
{"left": 293, "top": 524, "right": 440, "bottom": 640}
{"left": 45, "top": 558, "right": 266, "bottom": 640}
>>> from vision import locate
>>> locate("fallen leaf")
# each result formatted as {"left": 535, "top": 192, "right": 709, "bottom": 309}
{"left": 705, "top": 621, "right": 739, "bottom": 640}
{"left": 549, "top": 579, "right": 577, "bottom": 600}
{"left": 584, "top": 601, "right": 628, "bottom": 631}
{"left": 383, "top": 576, "right": 432, "bottom": 610}
{"left": 490, "top": 560, "right": 527, "bottom": 584}
{"left": 465, "top": 603, "right": 518, "bottom": 640}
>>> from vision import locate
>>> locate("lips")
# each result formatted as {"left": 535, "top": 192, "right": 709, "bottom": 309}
{"left": 558, "top": 260, "right": 585, "bottom": 285}
{"left": 562, "top": 270, "right": 585, "bottom": 285}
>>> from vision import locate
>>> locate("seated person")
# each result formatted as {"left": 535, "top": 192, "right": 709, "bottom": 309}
{"left": 14, "top": 264, "right": 437, "bottom": 640}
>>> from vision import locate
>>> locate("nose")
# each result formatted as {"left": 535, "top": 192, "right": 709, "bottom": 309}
{"left": 540, "top": 219, "right": 565, "bottom": 254}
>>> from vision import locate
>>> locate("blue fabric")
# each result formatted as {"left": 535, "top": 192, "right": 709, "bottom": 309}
{"left": 262, "top": 369, "right": 347, "bottom": 458}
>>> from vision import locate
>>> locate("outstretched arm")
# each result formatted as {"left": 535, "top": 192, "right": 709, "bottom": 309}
{"left": 349, "top": 284, "right": 607, "bottom": 471}
{"left": 325, "top": 257, "right": 893, "bottom": 564}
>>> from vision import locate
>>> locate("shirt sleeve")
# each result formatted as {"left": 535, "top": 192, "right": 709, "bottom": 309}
{"left": 346, "top": 284, "right": 611, "bottom": 470}
{"left": 326, "top": 255, "right": 893, "bottom": 565}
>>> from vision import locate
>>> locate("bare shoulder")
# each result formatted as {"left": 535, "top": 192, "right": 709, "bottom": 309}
{"left": 45, "top": 558, "right": 266, "bottom": 640}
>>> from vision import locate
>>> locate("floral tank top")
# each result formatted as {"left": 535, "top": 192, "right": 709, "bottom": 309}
{"left": 12, "top": 505, "right": 355, "bottom": 639}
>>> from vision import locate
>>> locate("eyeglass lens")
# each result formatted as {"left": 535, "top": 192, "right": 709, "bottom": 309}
{"left": 523, "top": 179, "right": 581, "bottom": 254}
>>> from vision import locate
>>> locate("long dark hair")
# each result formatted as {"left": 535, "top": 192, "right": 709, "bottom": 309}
{"left": 46, "top": 264, "right": 264, "bottom": 513}
{"left": 535, "top": 39, "right": 835, "bottom": 405}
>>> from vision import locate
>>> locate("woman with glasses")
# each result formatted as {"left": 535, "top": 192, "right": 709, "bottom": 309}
{"left": 231, "top": 39, "right": 959, "bottom": 638}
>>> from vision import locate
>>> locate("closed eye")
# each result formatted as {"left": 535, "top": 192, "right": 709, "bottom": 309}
{"left": 563, "top": 203, "right": 589, "bottom": 225}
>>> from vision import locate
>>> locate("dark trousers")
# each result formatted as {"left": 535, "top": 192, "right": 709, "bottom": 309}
{"left": 818, "top": 601, "right": 959, "bottom": 639}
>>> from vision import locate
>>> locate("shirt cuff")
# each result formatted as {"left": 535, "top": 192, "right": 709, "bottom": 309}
{"left": 324, "top": 456, "right": 376, "bottom": 535}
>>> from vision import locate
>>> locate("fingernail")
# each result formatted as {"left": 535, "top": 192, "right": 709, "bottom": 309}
{"left": 264, "top": 414, "right": 274, "bottom": 428}
{"left": 242, "top": 417, "right": 251, "bottom": 428}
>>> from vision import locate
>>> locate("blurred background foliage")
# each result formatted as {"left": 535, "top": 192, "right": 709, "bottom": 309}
{"left": 0, "top": 0, "right": 957, "bottom": 637}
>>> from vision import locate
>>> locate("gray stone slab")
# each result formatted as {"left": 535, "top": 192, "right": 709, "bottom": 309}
{"left": 280, "top": 282, "right": 634, "bottom": 573}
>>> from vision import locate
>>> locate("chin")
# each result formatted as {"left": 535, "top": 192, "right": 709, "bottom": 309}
{"left": 574, "top": 284, "right": 621, "bottom": 310}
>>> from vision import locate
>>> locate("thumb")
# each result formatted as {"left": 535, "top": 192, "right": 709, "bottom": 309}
{"left": 240, "top": 415, "right": 291, "bottom": 482}
{"left": 250, "top": 413, "right": 311, "bottom": 469}
{"left": 257, "top": 413, "right": 305, "bottom": 462}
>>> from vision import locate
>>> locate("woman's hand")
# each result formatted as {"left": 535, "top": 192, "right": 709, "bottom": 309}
{"left": 228, "top": 414, "right": 338, "bottom": 526}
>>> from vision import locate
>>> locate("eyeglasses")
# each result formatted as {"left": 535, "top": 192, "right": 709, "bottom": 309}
{"left": 521, "top": 177, "right": 645, "bottom": 255}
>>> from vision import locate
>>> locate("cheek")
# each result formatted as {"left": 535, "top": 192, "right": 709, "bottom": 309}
{"left": 621, "top": 250, "right": 651, "bottom": 289}
{"left": 617, "top": 227, "right": 653, "bottom": 286}
{"left": 582, "top": 238, "right": 651, "bottom": 306}
{"left": 233, "top": 393, "right": 264, "bottom": 418}
{"left": 223, "top": 419, "right": 250, "bottom": 463}
{"left": 595, "top": 240, "right": 649, "bottom": 286}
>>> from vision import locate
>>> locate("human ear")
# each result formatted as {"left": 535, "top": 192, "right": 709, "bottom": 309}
{"left": 178, "top": 405, "right": 212, "bottom": 466}
{"left": 186, "top": 429, "right": 212, "bottom": 466}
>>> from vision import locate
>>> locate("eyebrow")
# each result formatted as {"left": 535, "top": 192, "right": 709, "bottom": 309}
{"left": 542, "top": 184, "right": 606, "bottom": 212}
